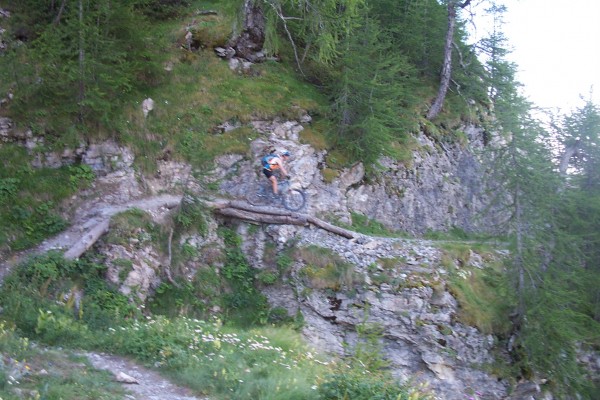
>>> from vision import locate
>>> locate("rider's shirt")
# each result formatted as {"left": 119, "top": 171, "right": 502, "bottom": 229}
{"left": 262, "top": 154, "right": 282, "bottom": 171}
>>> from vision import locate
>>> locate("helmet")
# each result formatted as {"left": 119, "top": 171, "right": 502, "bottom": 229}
{"left": 281, "top": 150, "right": 291, "bottom": 157}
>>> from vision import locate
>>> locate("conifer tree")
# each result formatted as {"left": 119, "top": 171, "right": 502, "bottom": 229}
{"left": 326, "top": 14, "right": 417, "bottom": 167}
{"left": 260, "top": 0, "right": 366, "bottom": 67}
{"left": 487, "top": 57, "right": 600, "bottom": 396}
{"left": 4, "top": 0, "right": 164, "bottom": 128}
{"left": 426, "top": 0, "right": 472, "bottom": 120}
{"left": 556, "top": 99, "right": 600, "bottom": 186}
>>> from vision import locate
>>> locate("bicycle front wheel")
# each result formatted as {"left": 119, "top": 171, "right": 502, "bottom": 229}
{"left": 246, "top": 185, "right": 270, "bottom": 206}
{"left": 282, "top": 189, "right": 306, "bottom": 211}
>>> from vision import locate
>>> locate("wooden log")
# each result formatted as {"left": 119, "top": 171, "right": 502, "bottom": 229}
{"left": 216, "top": 207, "right": 308, "bottom": 225}
{"left": 63, "top": 219, "right": 110, "bottom": 260}
{"left": 62, "top": 195, "right": 356, "bottom": 262}
{"left": 306, "top": 216, "right": 356, "bottom": 239}
{"left": 227, "top": 200, "right": 299, "bottom": 216}
{"left": 214, "top": 203, "right": 356, "bottom": 239}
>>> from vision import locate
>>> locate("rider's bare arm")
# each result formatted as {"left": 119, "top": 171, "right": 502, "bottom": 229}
{"left": 274, "top": 158, "right": 288, "bottom": 177}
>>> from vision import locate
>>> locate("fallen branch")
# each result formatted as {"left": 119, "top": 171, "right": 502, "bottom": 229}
{"left": 163, "top": 228, "right": 178, "bottom": 286}
{"left": 306, "top": 216, "right": 355, "bottom": 239}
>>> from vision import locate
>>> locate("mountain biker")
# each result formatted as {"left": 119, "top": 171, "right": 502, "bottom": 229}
{"left": 261, "top": 150, "right": 291, "bottom": 196}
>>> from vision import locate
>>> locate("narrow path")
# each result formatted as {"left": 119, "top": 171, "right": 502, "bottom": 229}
{"left": 0, "top": 194, "right": 182, "bottom": 281}
{"left": 86, "top": 352, "right": 207, "bottom": 400}
{"left": 0, "top": 189, "right": 216, "bottom": 399}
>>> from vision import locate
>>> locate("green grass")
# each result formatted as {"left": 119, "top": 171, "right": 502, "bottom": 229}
{"left": 440, "top": 245, "right": 514, "bottom": 335}
{"left": 104, "top": 208, "right": 163, "bottom": 247}
{"left": 335, "top": 212, "right": 405, "bottom": 238}
{"left": 0, "top": 244, "right": 433, "bottom": 400}
{"left": 120, "top": 47, "right": 327, "bottom": 172}
{"left": 0, "top": 323, "right": 127, "bottom": 400}
{"left": 0, "top": 145, "right": 94, "bottom": 253}
{"left": 295, "top": 245, "right": 360, "bottom": 291}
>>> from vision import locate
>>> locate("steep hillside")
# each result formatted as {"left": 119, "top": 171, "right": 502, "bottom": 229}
{"left": 1, "top": 2, "right": 599, "bottom": 400}
{"left": 0, "top": 114, "right": 531, "bottom": 400}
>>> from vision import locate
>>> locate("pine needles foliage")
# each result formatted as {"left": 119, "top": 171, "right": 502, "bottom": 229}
{"left": 326, "top": 15, "right": 419, "bottom": 169}
{"left": 3, "top": 0, "right": 167, "bottom": 131}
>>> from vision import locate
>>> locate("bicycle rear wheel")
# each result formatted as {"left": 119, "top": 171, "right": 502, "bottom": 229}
{"left": 282, "top": 189, "right": 306, "bottom": 211}
{"left": 246, "top": 184, "right": 270, "bottom": 206}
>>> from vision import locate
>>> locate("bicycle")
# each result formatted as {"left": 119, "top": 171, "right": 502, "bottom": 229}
{"left": 245, "top": 178, "right": 306, "bottom": 211}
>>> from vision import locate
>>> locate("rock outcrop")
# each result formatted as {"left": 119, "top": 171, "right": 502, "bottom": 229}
{"left": 0, "top": 113, "right": 523, "bottom": 399}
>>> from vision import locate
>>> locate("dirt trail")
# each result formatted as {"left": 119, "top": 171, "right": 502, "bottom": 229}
{"left": 86, "top": 352, "right": 207, "bottom": 400}
{"left": 0, "top": 186, "right": 214, "bottom": 399}
{"left": 0, "top": 193, "right": 182, "bottom": 281}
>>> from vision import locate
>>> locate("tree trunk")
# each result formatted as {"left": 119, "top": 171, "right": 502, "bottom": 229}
{"left": 514, "top": 182, "right": 526, "bottom": 319}
{"left": 229, "top": 0, "right": 266, "bottom": 62}
{"left": 63, "top": 219, "right": 110, "bottom": 260}
{"left": 78, "top": 0, "right": 85, "bottom": 121}
{"left": 426, "top": 0, "right": 472, "bottom": 120}
{"left": 559, "top": 141, "right": 580, "bottom": 176}
{"left": 62, "top": 198, "right": 358, "bottom": 261}
{"left": 53, "top": 0, "right": 67, "bottom": 25}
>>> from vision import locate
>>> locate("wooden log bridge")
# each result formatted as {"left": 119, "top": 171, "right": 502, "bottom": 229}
{"left": 211, "top": 200, "right": 357, "bottom": 239}
{"left": 60, "top": 197, "right": 356, "bottom": 262}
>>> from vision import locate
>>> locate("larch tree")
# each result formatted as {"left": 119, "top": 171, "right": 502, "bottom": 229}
{"left": 230, "top": 0, "right": 366, "bottom": 70}
{"left": 556, "top": 98, "right": 600, "bottom": 183}
{"left": 327, "top": 14, "right": 418, "bottom": 167}
{"left": 426, "top": 0, "right": 472, "bottom": 120}
{"left": 4, "top": 0, "right": 165, "bottom": 128}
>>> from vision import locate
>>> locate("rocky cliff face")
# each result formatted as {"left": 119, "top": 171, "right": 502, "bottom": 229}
{"left": 204, "top": 116, "right": 514, "bottom": 399}
{"left": 215, "top": 113, "right": 503, "bottom": 236}
{"left": 1, "top": 114, "right": 528, "bottom": 399}
{"left": 246, "top": 229, "right": 509, "bottom": 400}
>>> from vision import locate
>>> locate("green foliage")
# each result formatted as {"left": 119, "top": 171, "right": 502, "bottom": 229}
{"left": 100, "top": 317, "right": 332, "bottom": 399}
{"left": 4, "top": 0, "right": 167, "bottom": 129}
{"left": 104, "top": 208, "right": 160, "bottom": 246}
{"left": 149, "top": 279, "right": 211, "bottom": 318}
{"left": 447, "top": 260, "right": 513, "bottom": 335}
{"left": 352, "top": 319, "right": 389, "bottom": 372}
{"left": 370, "top": 0, "right": 447, "bottom": 80}
{"left": 265, "top": 0, "right": 367, "bottom": 65}
{"left": 318, "top": 314, "right": 435, "bottom": 400}
{"left": 219, "top": 228, "right": 270, "bottom": 326}
{"left": 68, "top": 164, "right": 95, "bottom": 190}
{"left": 0, "top": 250, "right": 432, "bottom": 400}
{"left": 0, "top": 145, "right": 94, "bottom": 252}
{"left": 119, "top": 50, "right": 324, "bottom": 171}
{"left": 0, "top": 322, "right": 127, "bottom": 400}
{"left": 0, "top": 252, "right": 136, "bottom": 338}
{"left": 276, "top": 251, "right": 294, "bottom": 276}
{"left": 556, "top": 99, "right": 600, "bottom": 189}
{"left": 257, "top": 270, "right": 278, "bottom": 285}
{"left": 318, "top": 372, "right": 411, "bottom": 400}
{"left": 36, "top": 309, "right": 91, "bottom": 345}
{"left": 174, "top": 195, "right": 208, "bottom": 235}
{"left": 296, "top": 245, "right": 358, "bottom": 291}
{"left": 136, "top": 0, "right": 192, "bottom": 19}
{"left": 516, "top": 268, "right": 600, "bottom": 397}
{"left": 326, "top": 15, "right": 419, "bottom": 168}
{"left": 0, "top": 177, "right": 20, "bottom": 202}
{"left": 481, "top": 37, "right": 600, "bottom": 395}
{"left": 347, "top": 212, "right": 399, "bottom": 237}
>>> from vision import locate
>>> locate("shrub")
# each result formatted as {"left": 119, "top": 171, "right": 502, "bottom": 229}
{"left": 296, "top": 245, "right": 358, "bottom": 291}
{"left": 318, "top": 372, "right": 410, "bottom": 400}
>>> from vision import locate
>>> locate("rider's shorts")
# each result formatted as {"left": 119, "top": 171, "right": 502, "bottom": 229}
{"left": 263, "top": 168, "right": 274, "bottom": 178}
